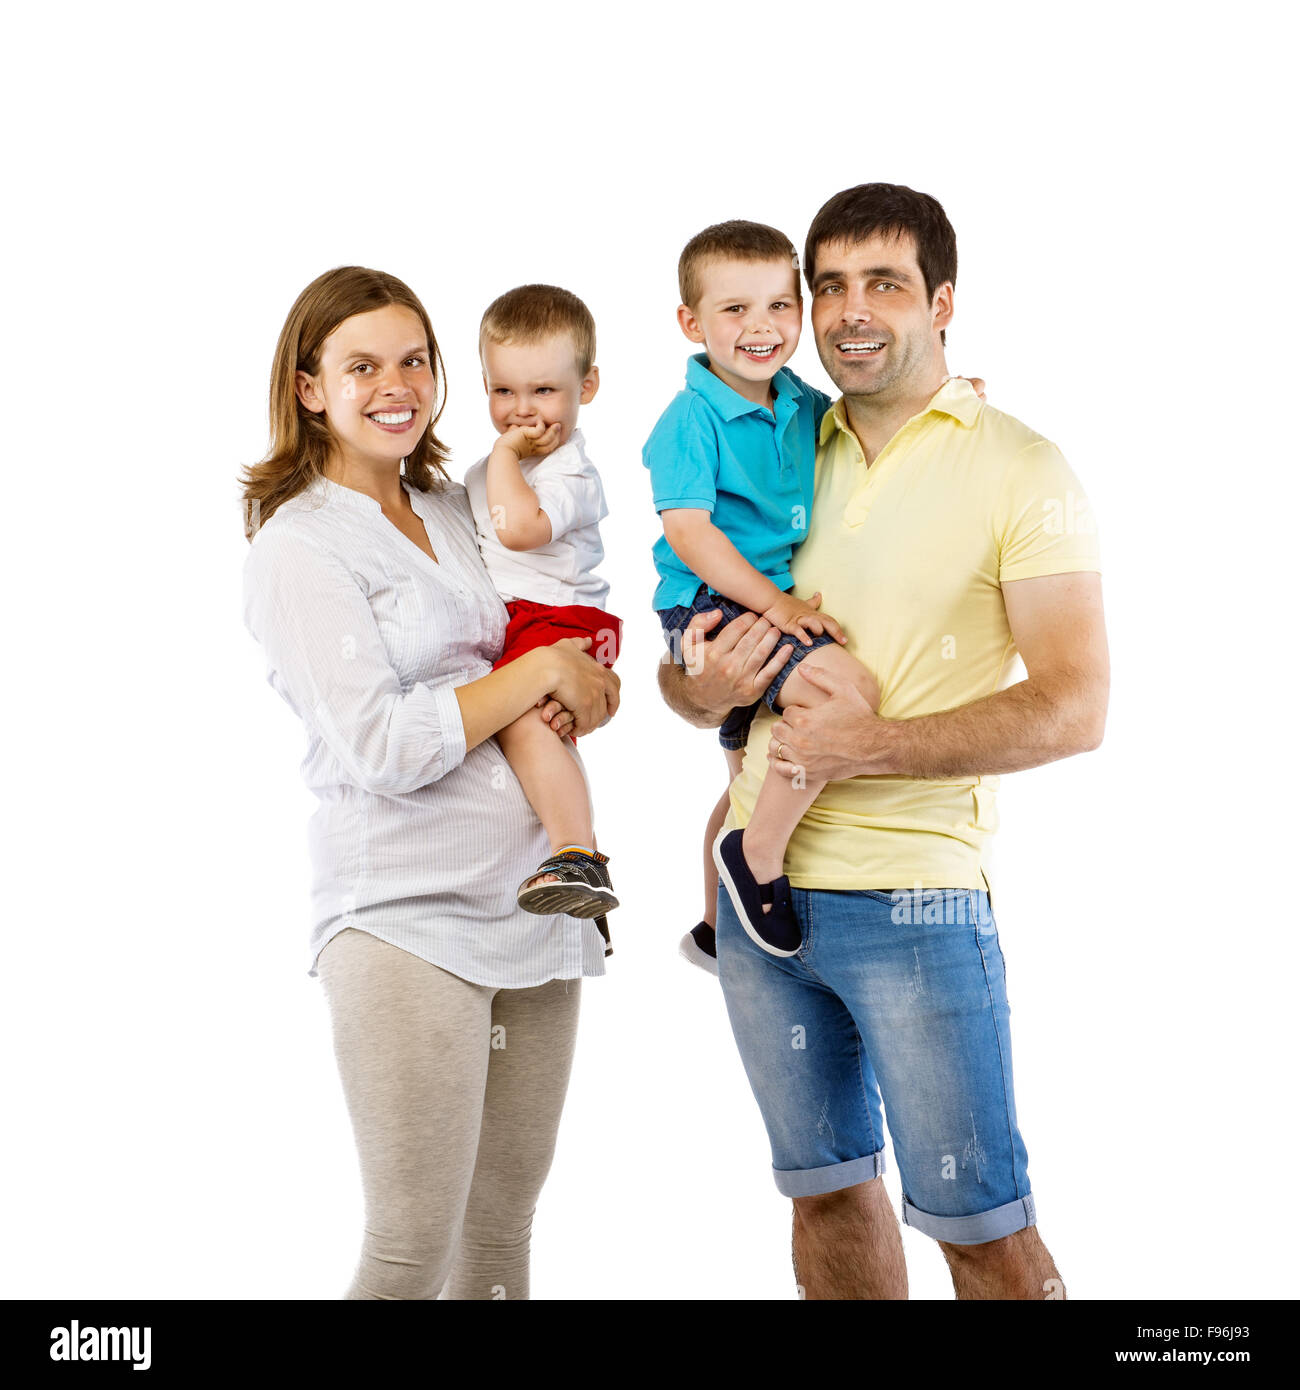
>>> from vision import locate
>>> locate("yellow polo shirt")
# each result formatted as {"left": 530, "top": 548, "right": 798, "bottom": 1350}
{"left": 723, "top": 378, "right": 1101, "bottom": 893}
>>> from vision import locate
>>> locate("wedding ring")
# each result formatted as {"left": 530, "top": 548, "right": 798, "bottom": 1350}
{"left": 775, "top": 741, "right": 786, "bottom": 761}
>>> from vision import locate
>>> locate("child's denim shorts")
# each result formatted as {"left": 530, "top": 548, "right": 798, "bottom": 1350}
{"left": 656, "top": 583, "right": 838, "bottom": 751}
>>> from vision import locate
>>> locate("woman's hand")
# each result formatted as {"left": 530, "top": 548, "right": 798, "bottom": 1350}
{"left": 543, "top": 636, "right": 620, "bottom": 736}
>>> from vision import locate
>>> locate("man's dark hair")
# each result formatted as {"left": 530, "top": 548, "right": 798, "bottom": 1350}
{"left": 804, "top": 184, "right": 957, "bottom": 344}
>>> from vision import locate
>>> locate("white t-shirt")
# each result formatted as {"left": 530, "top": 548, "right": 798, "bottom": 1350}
{"left": 464, "top": 428, "right": 611, "bottom": 609}
{"left": 241, "top": 473, "right": 608, "bottom": 988}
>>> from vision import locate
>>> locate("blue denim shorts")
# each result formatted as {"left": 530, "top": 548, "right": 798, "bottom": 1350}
{"left": 716, "top": 884, "right": 1036, "bottom": 1245}
{"left": 657, "top": 584, "right": 838, "bottom": 751}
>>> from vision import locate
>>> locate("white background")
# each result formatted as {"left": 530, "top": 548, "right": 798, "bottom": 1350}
{"left": 3, "top": 0, "right": 1295, "bottom": 1301}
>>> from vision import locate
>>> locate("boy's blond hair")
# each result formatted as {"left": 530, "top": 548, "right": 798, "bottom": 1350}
{"left": 479, "top": 284, "right": 597, "bottom": 377}
{"left": 678, "top": 221, "right": 801, "bottom": 312}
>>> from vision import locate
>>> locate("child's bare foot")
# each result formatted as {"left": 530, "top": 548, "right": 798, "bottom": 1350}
{"left": 520, "top": 869, "right": 561, "bottom": 891}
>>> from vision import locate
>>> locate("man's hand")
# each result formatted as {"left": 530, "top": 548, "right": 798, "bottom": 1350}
{"left": 766, "top": 663, "right": 882, "bottom": 783}
{"left": 674, "top": 608, "right": 794, "bottom": 718}
{"left": 944, "top": 375, "right": 986, "bottom": 399}
{"left": 769, "top": 571, "right": 1107, "bottom": 781}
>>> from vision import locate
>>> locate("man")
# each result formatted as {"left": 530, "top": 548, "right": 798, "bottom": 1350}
{"left": 658, "top": 183, "right": 1108, "bottom": 1300}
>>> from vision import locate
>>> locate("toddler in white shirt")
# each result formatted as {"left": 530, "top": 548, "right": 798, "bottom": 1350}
{"left": 464, "top": 285, "right": 623, "bottom": 945}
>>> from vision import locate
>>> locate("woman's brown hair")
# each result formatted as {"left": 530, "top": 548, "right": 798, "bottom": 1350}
{"left": 239, "top": 266, "right": 451, "bottom": 540}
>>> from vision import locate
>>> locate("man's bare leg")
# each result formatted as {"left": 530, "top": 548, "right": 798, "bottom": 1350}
{"left": 791, "top": 1179, "right": 908, "bottom": 1300}
{"left": 937, "top": 1228, "right": 1065, "bottom": 1300}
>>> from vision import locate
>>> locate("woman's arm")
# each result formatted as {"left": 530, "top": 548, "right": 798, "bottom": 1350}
{"left": 455, "top": 638, "right": 618, "bottom": 750}
{"left": 242, "top": 526, "right": 617, "bottom": 794}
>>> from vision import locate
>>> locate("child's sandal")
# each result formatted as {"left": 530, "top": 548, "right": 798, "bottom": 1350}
{"left": 517, "top": 848, "right": 618, "bottom": 919}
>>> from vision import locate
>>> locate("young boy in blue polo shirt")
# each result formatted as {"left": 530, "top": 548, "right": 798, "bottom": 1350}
{"left": 644, "top": 220, "right": 882, "bottom": 973}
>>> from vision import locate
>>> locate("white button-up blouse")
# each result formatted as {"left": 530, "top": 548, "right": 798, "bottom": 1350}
{"left": 241, "top": 471, "right": 608, "bottom": 988}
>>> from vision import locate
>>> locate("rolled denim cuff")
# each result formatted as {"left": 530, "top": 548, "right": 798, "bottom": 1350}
{"left": 901, "top": 1192, "right": 1037, "bottom": 1245}
{"left": 773, "top": 1148, "right": 886, "bottom": 1198}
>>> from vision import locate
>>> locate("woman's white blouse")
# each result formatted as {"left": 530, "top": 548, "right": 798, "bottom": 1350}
{"left": 241, "top": 472, "right": 608, "bottom": 988}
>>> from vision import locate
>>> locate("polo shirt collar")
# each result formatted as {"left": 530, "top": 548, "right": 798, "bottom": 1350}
{"left": 818, "top": 375, "right": 983, "bottom": 446}
{"left": 686, "top": 352, "right": 798, "bottom": 421}
{"left": 929, "top": 376, "right": 983, "bottom": 426}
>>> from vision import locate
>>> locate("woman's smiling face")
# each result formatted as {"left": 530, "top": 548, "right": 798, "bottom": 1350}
{"left": 296, "top": 304, "right": 437, "bottom": 471}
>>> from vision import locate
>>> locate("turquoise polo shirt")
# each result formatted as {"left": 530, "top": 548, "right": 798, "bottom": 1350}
{"left": 643, "top": 353, "right": 831, "bottom": 610}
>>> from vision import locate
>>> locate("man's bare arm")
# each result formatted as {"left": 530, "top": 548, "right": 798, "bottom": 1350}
{"left": 767, "top": 572, "right": 1109, "bottom": 781}
{"left": 658, "top": 657, "right": 724, "bottom": 729}
{"left": 655, "top": 608, "right": 794, "bottom": 730}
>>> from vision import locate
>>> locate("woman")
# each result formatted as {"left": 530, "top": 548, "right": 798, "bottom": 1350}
{"left": 240, "top": 266, "right": 620, "bottom": 1299}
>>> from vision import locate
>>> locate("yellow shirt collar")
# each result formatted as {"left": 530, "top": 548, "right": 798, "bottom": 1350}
{"left": 818, "top": 376, "right": 983, "bottom": 446}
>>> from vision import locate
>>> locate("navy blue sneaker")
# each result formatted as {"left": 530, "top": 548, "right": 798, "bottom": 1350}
{"left": 712, "top": 829, "right": 801, "bottom": 957}
{"left": 679, "top": 921, "right": 719, "bottom": 977}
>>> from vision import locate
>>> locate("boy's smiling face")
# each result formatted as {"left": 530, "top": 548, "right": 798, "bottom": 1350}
{"left": 677, "top": 257, "right": 803, "bottom": 403}
{"left": 481, "top": 333, "right": 598, "bottom": 449}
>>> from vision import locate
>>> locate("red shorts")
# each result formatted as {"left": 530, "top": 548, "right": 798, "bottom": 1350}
{"left": 492, "top": 599, "right": 622, "bottom": 740}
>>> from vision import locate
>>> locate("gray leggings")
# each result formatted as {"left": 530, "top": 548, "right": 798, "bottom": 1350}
{"left": 316, "top": 928, "right": 582, "bottom": 1300}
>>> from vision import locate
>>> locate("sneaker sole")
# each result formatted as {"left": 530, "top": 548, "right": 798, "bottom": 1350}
{"left": 711, "top": 831, "right": 800, "bottom": 958}
{"left": 517, "top": 883, "right": 619, "bottom": 918}
{"left": 678, "top": 931, "right": 720, "bottom": 977}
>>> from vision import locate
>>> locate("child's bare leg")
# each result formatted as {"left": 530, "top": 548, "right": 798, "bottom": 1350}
{"left": 741, "top": 645, "right": 880, "bottom": 902}
{"left": 496, "top": 712, "right": 594, "bottom": 892}
{"left": 702, "top": 748, "right": 746, "bottom": 926}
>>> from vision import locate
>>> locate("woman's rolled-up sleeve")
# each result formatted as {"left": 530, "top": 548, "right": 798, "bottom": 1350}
{"left": 242, "top": 523, "right": 467, "bottom": 794}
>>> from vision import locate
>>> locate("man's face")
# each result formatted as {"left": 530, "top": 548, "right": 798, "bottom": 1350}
{"left": 809, "top": 231, "right": 952, "bottom": 401}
